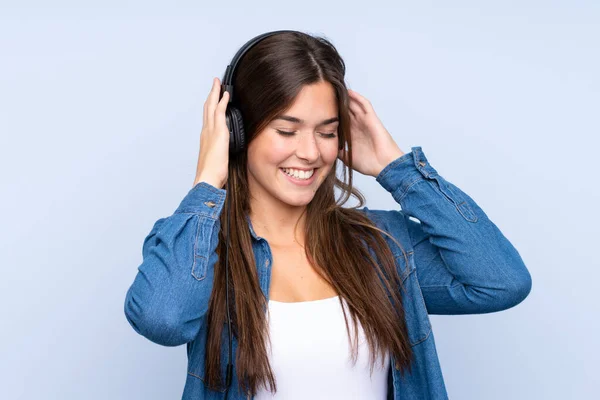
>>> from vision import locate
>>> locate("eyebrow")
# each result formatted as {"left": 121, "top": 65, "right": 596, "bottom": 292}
{"left": 274, "top": 115, "right": 339, "bottom": 126}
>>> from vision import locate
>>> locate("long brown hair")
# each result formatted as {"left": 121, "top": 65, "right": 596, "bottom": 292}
{"left": 205, "top": 30, "right": 414, "bottom": 396}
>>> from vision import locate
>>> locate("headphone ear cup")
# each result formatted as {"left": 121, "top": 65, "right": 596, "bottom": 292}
{"left": 226, "top": 106, "right": 246, "bottom": 154}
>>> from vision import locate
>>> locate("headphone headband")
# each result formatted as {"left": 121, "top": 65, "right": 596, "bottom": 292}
{"left": 220, "top": 29, "right": 300, "bottom": 101}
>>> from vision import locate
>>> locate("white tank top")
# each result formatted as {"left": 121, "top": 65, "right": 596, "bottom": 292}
{"left": 254, "top": 295, "right": 390, "bottom": 399}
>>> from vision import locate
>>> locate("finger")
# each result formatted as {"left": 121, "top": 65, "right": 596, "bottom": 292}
{"left": 348, "top": 106, "right": 358, "bottom": 123}
{"left": 206, "top": 77, "right": 221, "bottom": 128}
{"left": 214, "top": 90, "right": 229, "bottom": 128}
{"left": 204, "top": 78, "right": 217, "bottom": 128}
{"left": 348, "top": 89, "right": 371, "bottom": 114}
{"left": 203, "top": 96, "right": 209, "bottom": 128}
{"left": 348, "top": 98, "right": 363, "bottom": 116}
{"left": 205, "top": 77, "right": 219, "bottom": 104}
{"left": 348, "top": 89, "right": 368, "bottom": 113}
{"left": 203, "top": 85, "right": 210, "bottom": 127}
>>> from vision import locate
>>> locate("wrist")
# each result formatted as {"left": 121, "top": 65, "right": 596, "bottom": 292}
{"left": 374, "top": 150, "right": 406, "bottom": 177}
{"left": 193, "top": 175, "right": 223, "bottom": 189}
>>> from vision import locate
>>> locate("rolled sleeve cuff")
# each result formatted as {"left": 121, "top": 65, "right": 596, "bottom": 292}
{"left": 174, "top": 181, "right": 227, "bottom": 219}
{"left": 375, "top": 146, "right": 440, "bottom": 200}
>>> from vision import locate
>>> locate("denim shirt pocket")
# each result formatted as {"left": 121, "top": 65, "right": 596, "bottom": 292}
{"left": 396, "top": 251, "right": 432, "bottom": 347}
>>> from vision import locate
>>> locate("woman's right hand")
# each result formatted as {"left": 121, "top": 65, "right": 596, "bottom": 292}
{"left": 193, "top": 77, "right": 230, "bottom": 189}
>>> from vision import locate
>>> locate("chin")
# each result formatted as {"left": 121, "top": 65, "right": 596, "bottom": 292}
{"left": 278, "top": 193, "right": 315, "bottom": 207}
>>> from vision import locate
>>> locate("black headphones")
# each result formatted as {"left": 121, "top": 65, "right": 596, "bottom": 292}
{"left": 219, "top": 29, "right": 300, "bottom": 399}
{"left": 220, "top": 29, "right": 300, "bottom": 155}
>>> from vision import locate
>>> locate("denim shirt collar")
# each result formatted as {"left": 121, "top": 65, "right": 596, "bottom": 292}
{"left": 244, "top": 214, "right": 262, "bottom": 241}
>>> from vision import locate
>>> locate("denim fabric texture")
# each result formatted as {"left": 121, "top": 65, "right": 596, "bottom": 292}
{"left": 124, "top": 146, "right": 533, "bottom": 399}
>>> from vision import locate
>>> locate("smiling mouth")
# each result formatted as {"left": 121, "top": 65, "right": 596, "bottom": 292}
{"left": 280, "top": 167, "right": 317, "bottom": 180}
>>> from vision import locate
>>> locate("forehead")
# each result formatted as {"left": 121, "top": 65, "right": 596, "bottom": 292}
{"left": 276, "top": 81, "right": 338, "bottom": 125}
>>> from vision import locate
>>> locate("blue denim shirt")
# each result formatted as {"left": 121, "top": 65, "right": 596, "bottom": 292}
{"left": 124, "top": 146, "right": 532, "bottom": 399}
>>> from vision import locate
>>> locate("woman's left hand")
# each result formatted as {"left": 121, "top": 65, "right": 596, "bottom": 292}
{"left": 338, "top": 89, "right": 406, "bottom": 177}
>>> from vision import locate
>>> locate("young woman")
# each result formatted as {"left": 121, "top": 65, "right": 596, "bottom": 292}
{"left": 124, "top": 31, "right": 532, "bottom": 400}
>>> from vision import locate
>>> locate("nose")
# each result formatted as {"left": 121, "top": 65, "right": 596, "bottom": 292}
{"left": 295, "top": 132, "right": 321, "bottom": 162}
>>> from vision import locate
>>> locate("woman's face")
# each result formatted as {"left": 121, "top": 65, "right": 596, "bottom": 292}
{"left": 246, "top": 80, "right": 340, "bottom": 208}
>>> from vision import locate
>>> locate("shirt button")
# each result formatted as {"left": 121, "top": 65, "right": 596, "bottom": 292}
{"left": 418, "top": 161, "right": 426, "bottom": 167}
{"left": 265, "top": 259, "right": 270, "bottom": 267}
{"left": 204, "top": 201, "right": 216, "bottom": 208}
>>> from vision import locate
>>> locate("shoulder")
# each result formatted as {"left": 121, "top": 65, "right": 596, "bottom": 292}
{"left": 356, "top": 206, "right": 402, "bottom": 227}
{"left": 354, "top": 206, "right": 414, "bottom": 254}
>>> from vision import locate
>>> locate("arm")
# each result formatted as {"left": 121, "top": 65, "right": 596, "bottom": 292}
{"left": 376, "top": 146, "right": 532, "bottom": 315}
{"left": 123, "top": 181, "right": 226, "bottom": 346}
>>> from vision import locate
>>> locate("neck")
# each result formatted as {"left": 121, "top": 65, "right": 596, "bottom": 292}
{"left": 248, "top": 199, "right": 307, "bottom": 247}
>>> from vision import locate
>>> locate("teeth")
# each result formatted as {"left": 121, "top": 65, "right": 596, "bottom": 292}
{"left": 281, "top": 168, "right": 314, "bottom": 180}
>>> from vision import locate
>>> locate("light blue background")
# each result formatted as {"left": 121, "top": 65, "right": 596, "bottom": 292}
{"left": 2, "top": 1, "right": 598, "bottom": 399}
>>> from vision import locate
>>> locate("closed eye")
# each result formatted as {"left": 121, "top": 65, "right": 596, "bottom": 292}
{"left": 276, "top": 129, "right": 337, "bottom": 138}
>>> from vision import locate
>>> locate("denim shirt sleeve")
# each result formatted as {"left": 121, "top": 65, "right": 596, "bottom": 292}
{"left": 123, "top": 181, "right": 226, "bottom": 346}
{"left": 376, "top": 146, "right": 532, "bottom": 315}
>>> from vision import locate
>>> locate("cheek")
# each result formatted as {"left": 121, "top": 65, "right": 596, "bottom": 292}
{"left": 269, "top": 140, "right": 292, "bottom": 159}
{"left": 318, "top": 140, "right": 340, "bottom": 162}
{"left": 247, "top": 139, "right": 289, "bottom": 173}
